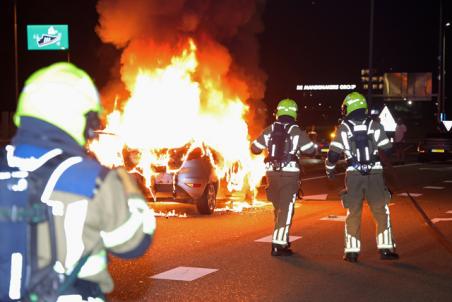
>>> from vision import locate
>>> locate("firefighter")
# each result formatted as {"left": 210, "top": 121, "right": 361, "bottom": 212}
{"left": 251, "top": 98, "right": 315, "bottom": 256}
{"left": 4, "top": 62, "right": 156, "bottom": 301}
{"left": 325, "top": 92, "right": 399, "bottom": 262}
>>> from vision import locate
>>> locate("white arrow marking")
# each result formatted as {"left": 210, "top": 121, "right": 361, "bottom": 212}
{"left": 255, "top": 235, "right": 302, "bottom": 243}
{"left": 398, "top": 193, "right": 423, "bottom": 197}
{"left": 431, "top": 218, "right": 452, "bottom": 224}
{"left": 302, "top": 194, "right": 328, "bottom": 200}
{"left": 151, "top": 267, "right": 218, "bottom": 281}
{"left": 442, "top": 120, "right": 452, "bottom": 131}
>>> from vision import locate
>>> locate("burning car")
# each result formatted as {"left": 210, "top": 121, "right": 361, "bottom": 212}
{"left": 125, "top": 146, "right": 219, "bottom": 214}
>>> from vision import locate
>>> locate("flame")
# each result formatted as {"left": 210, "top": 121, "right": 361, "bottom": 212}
{"left": 89, "top": 38, "right": 266, "bottom": 204}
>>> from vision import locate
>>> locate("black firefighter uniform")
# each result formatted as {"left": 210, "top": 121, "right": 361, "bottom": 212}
{"left": 251, "top": 122, "right": 315, "bottom": 247}
{"left": 326, "top": 118, "right": 396, "bottom": 253}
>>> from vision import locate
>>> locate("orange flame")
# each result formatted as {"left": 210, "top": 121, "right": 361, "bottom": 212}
{"left": 89, "top": 38, "right": 266, "bottom": 201}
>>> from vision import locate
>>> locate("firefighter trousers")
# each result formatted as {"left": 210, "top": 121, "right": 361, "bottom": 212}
{"left": 265, "top": 171, "right": 300, "bottom": 247}
{"left": 340, "top": 171, "right": 396, "bottom": 253}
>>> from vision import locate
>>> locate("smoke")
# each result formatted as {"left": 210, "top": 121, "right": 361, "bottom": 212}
{"left": 96, "top": 0, "right": 268, "bottom": 134}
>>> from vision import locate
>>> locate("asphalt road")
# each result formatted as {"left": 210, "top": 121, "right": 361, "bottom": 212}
{"left": 107, "top": 158, "right": 452, "bottom": 302}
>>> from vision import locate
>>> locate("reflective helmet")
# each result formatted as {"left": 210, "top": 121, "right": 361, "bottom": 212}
{"left": 14, "top": 62, "right": 101, "bottom": 146}
{"left": 342, "top": 92, "right": 368, "bottom": 116}
{"left": 276, "top": 98, "right": 298, "bottom": 119}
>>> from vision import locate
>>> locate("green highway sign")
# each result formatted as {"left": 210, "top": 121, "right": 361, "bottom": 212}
{"left": 27, "top": 25, "right": 69, "bottom": 50}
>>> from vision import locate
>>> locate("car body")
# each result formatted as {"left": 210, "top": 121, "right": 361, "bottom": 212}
{"left": 417, "top": 132, "right": 452, "bottom": 162}
{"left": 128, "top": 146, "right": 219, "bottom": 215}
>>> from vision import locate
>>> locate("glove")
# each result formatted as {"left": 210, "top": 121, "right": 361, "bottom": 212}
{"left": 326, "top": 169, "right": 335, "bottom": 180}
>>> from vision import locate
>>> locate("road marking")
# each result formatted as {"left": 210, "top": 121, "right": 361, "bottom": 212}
{"left": 320, "top": 215, "right": 346, "bottom": 222}
{"left": 431, "top": 218, "right": 452, "bottom": 224}
{"left": 302, "top": 194, "right": 328, "bottom": 200}
{"left": 423, "top": 186, "right": 445, "bottom": 190}
{"left": 255, "top": 235, "right": 302, "bottom": 243}
{"left": 151, "top": 266, "right": 218, "bottom": 281}
{"left": 443, "top": 180, "right": 452, "bottom": 183}
{"left": 388, "top": 203, "right": 396, "bottom": 206}
{"left": 398, "top": 193, "right": 423, "bottom": 197}
{"left": 446, "top": 210, "right": 452, "bottom": 214}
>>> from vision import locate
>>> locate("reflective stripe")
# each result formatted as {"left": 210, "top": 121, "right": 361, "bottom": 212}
{"left": 330, "top": 141, "right": 344, "bottom": 150}
{"left": 300, "top": 141, "right": 314, "bottom": 152}
{"left": 263, "top": 134, "right": 271, "bottom": 146}
{"left": 291, "top": 135, "right": 299, "bottom": 153}
{"left": 341, "top": 131, "right": 350, "bottom": 150}
{"left": 377, "top": 205, "right": 395, "bottom": 249}
{"left": 64, "top": 200, "right": 88, "bottom": 270}
{"left": 377, "top": 138, "right": 390, "bottom": 147}
{"left": 6, "top": 145, "right": 63, "bottom": 171}
{"left": 252, "top": 140, "right": 265, "bottom": 150}
{"left": 356, "top": 149, "right": 361, "bottom": 162}
{"left": 365, "top": 147, "right": 370, "bottom": 161}
{"left": 265, "top": 161, "right": 300, "bottom": 172}
{"left": 374, "top": 129, "right": 381, "bottom": 142}
{"left": 326, "top": 162, "right": 336, "bottom": 170}
{"left": 100, "top": 197, "right": 155, "bottom": 248}
{"left": 9, "top": 253, "right": 22, "bottom": 300}
{"left": 41, "top": 156, "right": 83, "bottom": 216}
{"left": 346, "top": 162, "right": 383, "bottom": 172}
{"left": 354, "top": 124, "right": 367, "bottom": 131}
{"left": 57, "top": 295, "right": 105, "bottom": 302}
{"left": 77, "top": 250, "right": 107, "bottom": 278}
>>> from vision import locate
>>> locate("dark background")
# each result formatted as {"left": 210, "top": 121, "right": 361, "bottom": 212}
{"left": 1, "top": 0, "right": 451, "bottom": 136}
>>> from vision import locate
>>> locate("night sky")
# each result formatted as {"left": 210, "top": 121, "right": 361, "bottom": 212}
{"left": 1, "top": 0, "right": 450, "bottom": 130}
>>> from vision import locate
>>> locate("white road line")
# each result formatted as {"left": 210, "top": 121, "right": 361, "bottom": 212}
{"left": 431, "top": 218, "right": 452, "bottom": 224}
{"left": 446, "top": 210, "right": 452, "bottom": 214}
{"left": 443, "top": 180, "right": 452, "bottom": 183}
{"left": 255, "top": 235, "right": 302, "bottom": 243}
{"left": 320, "top": 215, "right": 347, "bottom": 222}
{"left": 151, "top": 267, "right": 218, "bottom": 281}
{"left": 398, "top": 193, "right": 423, "bottom": 197}
{"left": 423, "top": 186, "right": 445, "bottom": 190}
{"left": 302, "top": 194, "right": 328, "bottom": 201}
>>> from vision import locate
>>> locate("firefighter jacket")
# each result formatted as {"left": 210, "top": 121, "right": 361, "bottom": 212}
{"left": 251, "top": 117, "right": 315, "bottom": 172}
{"left": 326, "top": 117, "right": 392, "bottom": 174}
{"left": 9, "top": 117, "right": 156, "bottom": 295}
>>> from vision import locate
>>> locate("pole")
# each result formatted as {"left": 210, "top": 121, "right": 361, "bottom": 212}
{"left": 441, "top": 23, "right": 446, "bottom": 117}
{"left": 13, "top": 0, "right": 19, "bottom": 103}
{"left": 367, "top": 0, "right": 375, "bottom": 107}
{"left": 438, "top": 0, "right": 443, "bottom": 124}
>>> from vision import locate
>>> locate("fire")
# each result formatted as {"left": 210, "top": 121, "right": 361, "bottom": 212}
{"left": 89, "top": 38, "right": 266, "bottom": 201}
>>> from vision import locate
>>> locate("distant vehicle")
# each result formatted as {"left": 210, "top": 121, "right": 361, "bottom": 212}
{"left": 417, "top": 132, "right": 452, "bottom": 162}
{"left": 127, "top": 146, "right": 219, "bottom": 215}
{"left": 305, "top": 126, "right": 336, "bottom": 159}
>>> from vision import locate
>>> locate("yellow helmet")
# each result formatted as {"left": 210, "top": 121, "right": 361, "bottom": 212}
{"left": 15, "top": 62, "right": 101, "bottom": 146}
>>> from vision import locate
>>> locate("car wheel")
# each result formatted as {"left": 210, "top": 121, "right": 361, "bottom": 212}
{"left": 196, "top": 183, "right": 217, "bottom": 214}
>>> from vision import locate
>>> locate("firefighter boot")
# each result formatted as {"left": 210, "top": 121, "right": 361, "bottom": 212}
{"left": 379, "top": 249, "right": 399, "bottom": 260}
{"left": 343, "top": 252, "right": 359, "bottom": 263}
{"left": 271, "top": 244, "right": 293, "bottom": 256}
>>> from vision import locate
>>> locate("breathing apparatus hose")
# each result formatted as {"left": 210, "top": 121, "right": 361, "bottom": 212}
{"left": 381, "top": 154, "right": 452, "bottom": 255}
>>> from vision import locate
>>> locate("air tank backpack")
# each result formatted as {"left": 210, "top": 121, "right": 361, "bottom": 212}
{"left": 0, "top": 147, "right": 90, "bottom": 302}
{"left": 266, "top": 122, "right": 295, "bottom": 170}
{"left": 343, "top": 118, "right": 378, "bottom": 175}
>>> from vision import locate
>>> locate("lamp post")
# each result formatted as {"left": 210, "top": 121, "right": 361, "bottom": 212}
{"left": 367, "top": 0, "right": 375, "bottom": 107}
